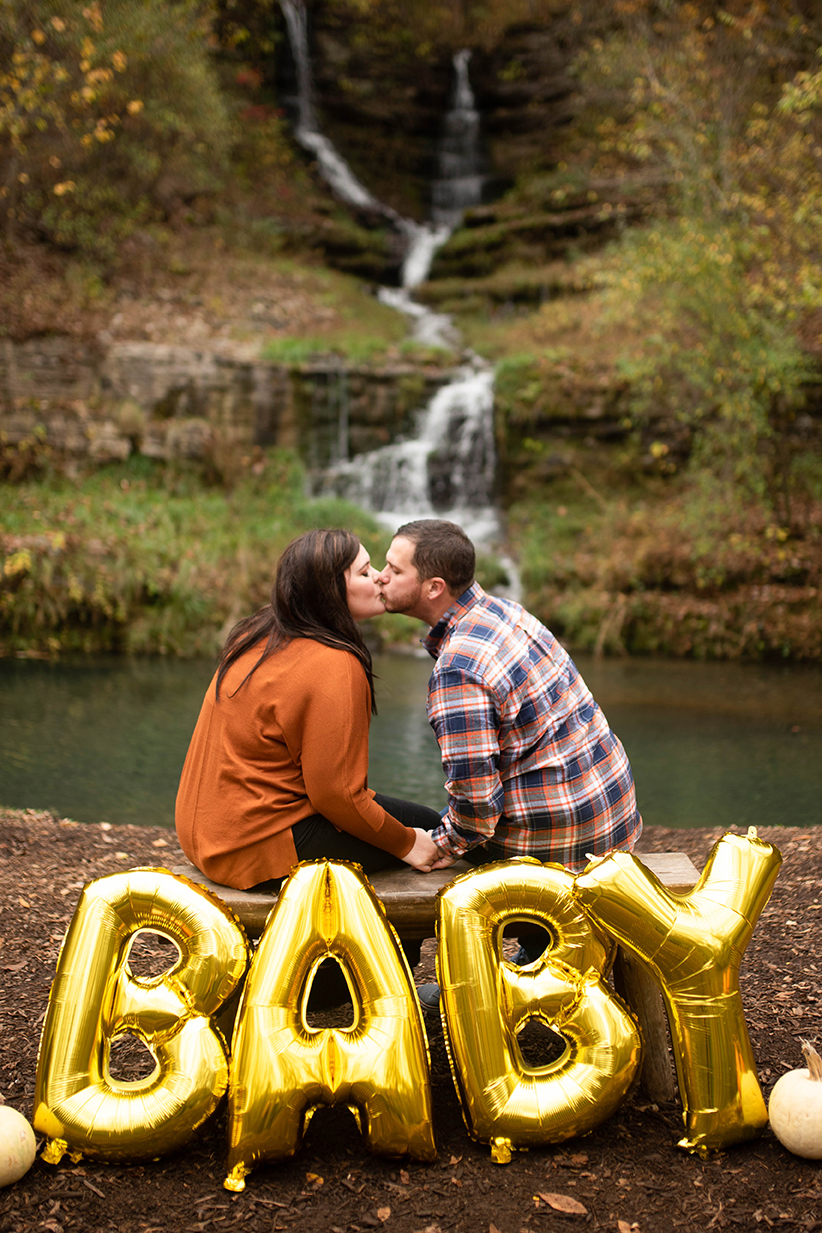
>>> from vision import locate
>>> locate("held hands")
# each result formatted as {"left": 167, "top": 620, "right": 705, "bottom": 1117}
{"left": 428, "top": 853, "right": 459, "bottom": 870}
{"left": 402, "top": 828, "right": 448, "bottom": 873}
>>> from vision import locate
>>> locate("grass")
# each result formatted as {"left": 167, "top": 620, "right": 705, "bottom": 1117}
{"left": 509, "top": 477, "right": 822, "bottom": 661}
{"left": 0, "top": 453, "right": 403, "bottom": 658}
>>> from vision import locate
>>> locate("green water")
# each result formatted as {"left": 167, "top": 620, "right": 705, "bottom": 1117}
{"left": 0, "top": 651, "right": 820, "bottom": 830}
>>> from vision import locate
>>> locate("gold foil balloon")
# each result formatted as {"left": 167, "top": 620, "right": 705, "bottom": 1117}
{"left": 574, "top": 828, "right": 782, "bottom": 1156}
{"left": 34, "top": 869, "right": 250, "bottom": 1164}
{"left": 436, "top": 859, "right": 641, "bottom": 1161}
{"left": 225, "top": 860, "right": 436, "bottom": 1191}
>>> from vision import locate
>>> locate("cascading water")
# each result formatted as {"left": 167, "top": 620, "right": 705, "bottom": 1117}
{"left": 431, "top": 49, "right": 485, "bottom": 228}
{"left": 280, "top": 0, "right": 396, "bottom": 220}
{"left": 279, "top": 5, "right": 499, "bottom": 545}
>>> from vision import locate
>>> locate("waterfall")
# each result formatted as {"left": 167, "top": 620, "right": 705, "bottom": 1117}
{"left": 326, "top": 369, "right": 497, "bottom": 543}
{"left": 432, "top": 49, "right": 485, "bottom": 228}
{"left": 279, "top": 4, "right": 499, "bottom": 545}
{"left": 280, "top": 0, "right": 395, "bottom": 220}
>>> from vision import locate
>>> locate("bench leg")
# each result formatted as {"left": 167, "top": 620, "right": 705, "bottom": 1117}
{"left": 613, "top": 949, "right": 677, "bottom": 1105}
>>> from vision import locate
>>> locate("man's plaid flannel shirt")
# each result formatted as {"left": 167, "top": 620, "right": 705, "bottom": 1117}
{"left": 425, "top": 583, "right": 642, "bottom": 871}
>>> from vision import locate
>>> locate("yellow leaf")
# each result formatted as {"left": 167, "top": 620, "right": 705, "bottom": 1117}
{"left": 4, "top": 549, "right": 31, "bottom": 577}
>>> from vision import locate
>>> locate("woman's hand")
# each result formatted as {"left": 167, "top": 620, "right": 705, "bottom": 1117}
{"left": 402, "top": 828, "right": 442, "bottom": 873}
{"left": 428, "top": 853, "right": 459, "bottom": 870}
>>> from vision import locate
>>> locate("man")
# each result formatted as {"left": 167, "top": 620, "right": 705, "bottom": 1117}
{"left": 378, "top": 519, "right": 642, "bottom": 1003}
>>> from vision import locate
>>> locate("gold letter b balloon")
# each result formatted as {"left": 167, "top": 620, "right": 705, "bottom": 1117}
{"left": 33, "top": 869, "right": 249, "bottom": 1163}
{"left": 436, "top": 859, "right": 641, "bottom": 1161}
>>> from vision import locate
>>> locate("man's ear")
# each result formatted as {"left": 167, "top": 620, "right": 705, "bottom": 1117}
{"left": 426, "top": 577, "right": 449, "bottom": 602}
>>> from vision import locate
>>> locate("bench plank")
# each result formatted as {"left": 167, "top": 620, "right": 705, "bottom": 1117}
{"left": 172, "top": 851, "right": 699, "bottom": 940}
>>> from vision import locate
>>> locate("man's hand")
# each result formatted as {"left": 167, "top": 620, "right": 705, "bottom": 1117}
{"left": 401, "top": 828, "right": 444, "bottom": 873}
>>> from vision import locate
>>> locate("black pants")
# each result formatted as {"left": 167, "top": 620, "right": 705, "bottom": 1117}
{"left": 293, "top": 792, "right": 442, "bottom": 871}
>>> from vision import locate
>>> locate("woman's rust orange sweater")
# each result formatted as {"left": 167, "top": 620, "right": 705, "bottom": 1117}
{"left": 175, "top": 638, "right": 415, "bottom": 888}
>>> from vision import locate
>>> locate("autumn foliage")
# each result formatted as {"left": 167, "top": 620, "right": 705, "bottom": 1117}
{"left": 0, "top": 0, "right": 231, "bottom": 257}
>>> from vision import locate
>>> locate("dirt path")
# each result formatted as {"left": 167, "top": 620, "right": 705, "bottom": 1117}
{"left": 1, "top": 810, "right": 820, "bottom": 1232}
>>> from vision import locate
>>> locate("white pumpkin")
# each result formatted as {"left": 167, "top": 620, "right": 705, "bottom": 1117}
{"left": 0, "top": 1104, "right": 36, "bottom": 1186}
{"left": 769, "top": 1042, "right": 822, "bottom": 1159}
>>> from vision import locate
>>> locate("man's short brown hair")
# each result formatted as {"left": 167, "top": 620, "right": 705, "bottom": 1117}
{"left": 394, "top": 520, "right": 475, "bottom": 596}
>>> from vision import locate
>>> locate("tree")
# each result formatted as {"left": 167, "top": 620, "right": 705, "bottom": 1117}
{"left": 0, "top": 0, "right": 232, "bottom": 259}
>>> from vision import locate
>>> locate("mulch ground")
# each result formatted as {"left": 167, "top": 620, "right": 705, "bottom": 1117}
{"left": 1, "top": 809, "right": 820, "bottom": 1233}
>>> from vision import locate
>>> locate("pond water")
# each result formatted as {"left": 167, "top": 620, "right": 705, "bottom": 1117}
{"left": 0, "top": 650, "right": 820, "bottom": 832}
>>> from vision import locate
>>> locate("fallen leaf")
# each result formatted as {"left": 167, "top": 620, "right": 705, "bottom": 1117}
{"left": 152, "top": 838, "right": 168, "bottom": 848}
{"left": 400, "top": 1170, "right": 410, "bottom": 1185}
{"left": 377, "top": 1207, "right": 391, "bottom": 1222}
{"left": 115, "top": 851, "right": 130, "bottom": 859}
{"left": 539, "top": 1193, "right": 588, "bottom": 1216}
{"left": 18, "top": 898, "right": 30, "bottom": 908}
{"left": 304, "top": 1172, "right": 323, "bottom": 1188}
{"left": 570, "top": 1153, "right": 588, "bottom": 1166}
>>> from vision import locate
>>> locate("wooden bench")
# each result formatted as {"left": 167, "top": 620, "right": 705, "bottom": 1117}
{"left": 173, "top": 851, "right": 699, "bottom": 1104}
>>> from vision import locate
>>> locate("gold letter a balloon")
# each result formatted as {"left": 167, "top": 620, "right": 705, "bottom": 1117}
{"left": 575, "top": 828, "right": 782, "bottom": 1156}
{"left": 225, "top": 860, "right": 436, "bottom": 1191}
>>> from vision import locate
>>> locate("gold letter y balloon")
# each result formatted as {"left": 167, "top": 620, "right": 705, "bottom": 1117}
{"left": 575, "top": 829, "right": 782, "bottom": 1155}
{"left": 225, "top": 860, "right": 436, "bottom": 1191}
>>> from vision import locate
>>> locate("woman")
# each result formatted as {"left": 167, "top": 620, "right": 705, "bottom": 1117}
{"left": 175, "top": 528, "right": 441, "bottom": 892}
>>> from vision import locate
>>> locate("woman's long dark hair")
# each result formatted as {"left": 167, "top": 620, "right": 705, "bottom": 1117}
{"left": 215, "top": 528, "right": 377, "bottom": 712}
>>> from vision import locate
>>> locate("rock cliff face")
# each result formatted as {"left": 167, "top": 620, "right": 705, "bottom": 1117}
{"left": 0, "top": 337, "right": 451, "bottom": 474}
{"left": 300, "top": 14, "right": 578, "bottom": 218}
{"left": 279, "top": 6, "right": 588, "bottom": 280}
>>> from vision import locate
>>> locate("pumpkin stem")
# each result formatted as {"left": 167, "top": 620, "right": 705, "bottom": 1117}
{"left": 801, "top": 1041, "right": 822, "bottom": 1080}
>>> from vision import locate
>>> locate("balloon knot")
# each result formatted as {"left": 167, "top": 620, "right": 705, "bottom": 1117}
{"left": 490, "top": 1136, "right": 513, "bottom": 1164}
{"left": 41, "top": 1137, "right": 68, "bottom": 1166}
{"left": 223, "top": 1165, "right": 248, "bottom": 1192}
